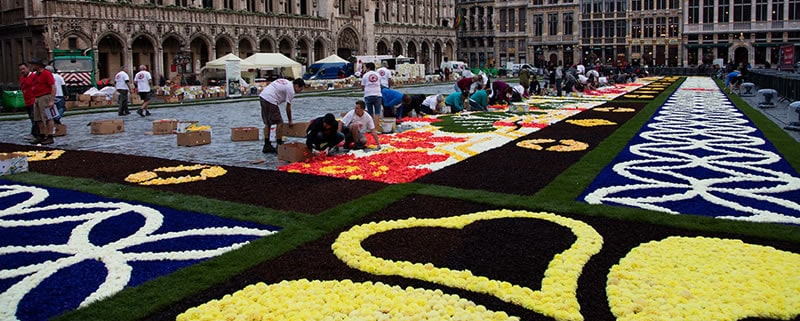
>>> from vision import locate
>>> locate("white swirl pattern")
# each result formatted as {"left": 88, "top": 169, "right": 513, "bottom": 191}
{"left": 584, "top": 77, "right": 800, "bottom": 224}
{"left": 0, "top": 183, "right": 277, "bottom": 321}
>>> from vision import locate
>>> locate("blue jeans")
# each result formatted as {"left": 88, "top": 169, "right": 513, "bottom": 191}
{"left": 54, "top": 96, "right": 66, "bottom": 122}
{"left": 364, "top": 95, "right": 382, "bottom": 117}
{"left": 468, "top": 100, "right": 487, "bottom": 111}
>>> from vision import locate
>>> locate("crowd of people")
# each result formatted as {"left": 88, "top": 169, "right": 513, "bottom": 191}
{"left": 257, "top": 59, "right": 654, "bottom": 157}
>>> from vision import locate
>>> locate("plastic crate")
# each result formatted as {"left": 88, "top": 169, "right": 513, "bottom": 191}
{"left": 2, "top": 90, "right": 26, "bottom": 111}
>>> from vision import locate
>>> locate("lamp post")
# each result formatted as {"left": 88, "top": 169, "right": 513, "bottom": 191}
{"left": 173, "top": 41, "right": 191, "bottom": 86}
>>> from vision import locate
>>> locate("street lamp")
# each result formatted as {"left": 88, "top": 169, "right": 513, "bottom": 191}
{"left": 173, "top": 41, "right": 191, "bottom": 86}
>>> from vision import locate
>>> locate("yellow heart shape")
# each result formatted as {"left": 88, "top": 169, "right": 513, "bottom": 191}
{"left": 332, "top": 210, "right": 603, "bottom": 321}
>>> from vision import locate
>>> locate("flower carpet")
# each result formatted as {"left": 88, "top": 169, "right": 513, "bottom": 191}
{"left": 581, "top": 77, "right": 800, "bottom": 224}
{"left": 0, "top": 180, "right": 280, "bottom": 321}
{"left": 278, "top": 83, "right": 647, "bottom": 184}
{"left": 0, "top": 76, "right": 797, "bottom": 321}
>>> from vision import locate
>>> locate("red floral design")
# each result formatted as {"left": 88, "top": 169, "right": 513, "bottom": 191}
{"left": 368, "top": 131, "right": 467, "bottom": 149}
{"left": 278, "top": 151, "right": 449, "bottom": 183}
{"left": 398, "top": 117, "right": 442, "bottom": 123}
{"left": 493, "top": 121, "right": 550, "bottom": 128}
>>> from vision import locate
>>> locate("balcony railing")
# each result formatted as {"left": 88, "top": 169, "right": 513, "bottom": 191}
{"left": 733, "top": 22, "right": 751, "bottom": 30}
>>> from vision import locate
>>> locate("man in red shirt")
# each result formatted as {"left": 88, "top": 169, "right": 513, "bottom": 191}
{"left": 18, "top": 63, "right": 38, "bottom": 141}
{"left": 27, "top": 58, "right": 58, "bottom": 145}
{"left": 455, "top": 73, "right": 481, "bottom": 94}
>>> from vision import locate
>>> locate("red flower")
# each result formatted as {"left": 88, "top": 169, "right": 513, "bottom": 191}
{"left": 368, "top": 131, "right": 467, "bottom": 149}
{"left": 397, "top": 117, "right": 442, "bottom": 123}
{"left": 278, "top": 151, "right": 449, "bottom": 183}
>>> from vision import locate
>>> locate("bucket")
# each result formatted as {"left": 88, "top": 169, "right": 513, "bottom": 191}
{"left": 380, "top": 122, "right": 394, "bottom": 133}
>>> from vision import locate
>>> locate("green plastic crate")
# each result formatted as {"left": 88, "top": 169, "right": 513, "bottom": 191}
{"left": 2, "top": 90, "right": 26, "bottom": 111}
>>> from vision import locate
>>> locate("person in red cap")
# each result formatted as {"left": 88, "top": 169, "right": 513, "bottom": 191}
{"left": 27, "top": 58, "right": 58, "bottom": 145}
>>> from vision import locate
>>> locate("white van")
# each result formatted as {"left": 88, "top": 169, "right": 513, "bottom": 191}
{"left": 440, "top": 61, "right": 469, "bottom": 75}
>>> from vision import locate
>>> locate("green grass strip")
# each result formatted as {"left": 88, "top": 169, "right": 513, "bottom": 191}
{"left": 41, "top": 177, "right": 416, "bottom": 321}
{"left": 531, "top": 77, "right": 800, "bottom": 242}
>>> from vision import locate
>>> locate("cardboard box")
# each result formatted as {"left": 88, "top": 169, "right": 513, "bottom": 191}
{"left": 78, "top": 94, "right": 92, "bottom": 102}
{"left": 54, "top": 123, "right": 67, "bottom": 137}
{"left": 152, "top": 119, "right": 178, "bottom": 135}
{"left": 90, "top": 119, "right": 125, "bottom": 135}
{"left": 91, "top": 95, "right": 107, "bottom": 102}
{"left": 275, "top": 122, "right": 309, "bottom": 139}
{"left": 131, "top": 96, "right": 143, "bottom": 105}
{"left": 177, "top": 130, "right": 211, "bottom": 147}
{"left": 277, "top": 142, "right": 311, "bottom": 163}
{"left": 89, "top": 101, "right": 104, "bottom": 108}
{"left": 0, "top": 153, "right": 28, "bottom": 176}
{"left": 76, "top": 101, "right": 90, "bottom": 108}
{"left": 231, "top": 127, "right": 259, "bottom": 141}
{"left": 65, "top": 101, "right": 77, "bottom": 110}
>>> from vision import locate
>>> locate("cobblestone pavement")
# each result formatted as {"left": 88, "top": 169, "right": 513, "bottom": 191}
{"left": 0, "top": 83, "right": 455, "bottom": 170}
{"left": 1, "top": 79, "right": 796, "bottom": 171}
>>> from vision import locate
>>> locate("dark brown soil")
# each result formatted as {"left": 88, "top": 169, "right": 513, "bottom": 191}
{"left": 0, "top": 143, "right": 386, "bottom": 215}
{"left": 417, "top": 102, "right": 648, "bottom": 194}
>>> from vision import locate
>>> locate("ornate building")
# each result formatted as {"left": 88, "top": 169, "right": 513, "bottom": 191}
{"left": 0, "top": 0, "right": 458, "bottom": 86}
{"left": 683, "top": 0, "right": 800, "bottom": 68}
{"left": 455, "top": 0, "right": 799, "bottom": 71}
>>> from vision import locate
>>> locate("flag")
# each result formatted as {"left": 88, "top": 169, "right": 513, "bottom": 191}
{"left": 454, "top": 10, "right": 463, "bottom": 30}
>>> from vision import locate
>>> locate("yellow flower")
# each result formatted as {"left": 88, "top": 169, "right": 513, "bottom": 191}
{"left": 566, "top": 119, "right": 617, "bottom": 127}
{"left": 124, "top": 164, "right": 227, "bottom": 185}
{"left": 16, "top": 150, "right": 66, "bottom": 161}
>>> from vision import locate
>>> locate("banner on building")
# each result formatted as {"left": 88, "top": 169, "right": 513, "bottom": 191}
{"left": 225, "top": 60, "right": 242, "bottom": 98}
{"left": 779, "top": 45, "right": 795, "bottom": 72}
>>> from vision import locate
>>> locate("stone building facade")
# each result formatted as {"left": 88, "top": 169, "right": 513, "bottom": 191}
{"left": 457, "top": 0, "right": 799, "bottom": 70}
{"left": 0, "top": 0, "right": 458, "bottom": 87}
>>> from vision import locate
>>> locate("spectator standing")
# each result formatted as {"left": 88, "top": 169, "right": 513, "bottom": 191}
{"left": 519, "top": 68, "right": 530, "bottom": 90}
{"left": 114, "top": 65, "right": 131, "bottom": 116}
{"left": 133, "top": 65, "right": 153, "bottom": 117}
{"left": 528, "top": 75, "right": 541, "bottom": 96}
{"left": 18, "top": 63, "right": 38, "bottom": 141}
{"left": 377, "top": 62, "right": 394, "bottom": 88}
{"left": 340, "top": 100, "right": 382, "bottom": 150}
{"left": 27, "top": 58, "right": 57, "bottom": 145}
{"left": 360, "top": 62, "right": 383, "bottom": 128}
{"left": 555, "top": 64, "right": 564, "bottom": 96}
{"left": 44, "top": 66, "right": 66, "bottom": 124}
{"left": 547, "top": 64, "right": 556, "bottom": 95}
{"left": 258, "top": 78, "right": 305, "bottom": 153}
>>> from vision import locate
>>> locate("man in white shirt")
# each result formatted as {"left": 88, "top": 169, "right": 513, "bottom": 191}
{"left": 377, "top": 62, "right": 393, "bottom": 88}
{"left": 258, "top": 78, "right": 305, "bottom": 153}
{"left": 360, "top": 62, "right": 383, "bottom": 129}
{"left": 114, "top": 65, "right": 131, "bottom": 116}
{"left": 133, "top": 65, "right": 152, "bottom": 117}
{"left": 45, "top": 66, "right": 66, "bottom": 123}
{"left": 340, "top": 100, "right": 382, "bottom": 150}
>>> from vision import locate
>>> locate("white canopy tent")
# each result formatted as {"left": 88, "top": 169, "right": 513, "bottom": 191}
{"left": 202, "top": 53, "right": 256, "bottom": 70}
{"left": 199, "top": 53, "right": 257, "bottom": 84}
{"left": 241, "top": 53, "right": 303, "bottom": 79}
{"left": 314, "top": 54, "right": 349, "bottom": 64}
